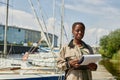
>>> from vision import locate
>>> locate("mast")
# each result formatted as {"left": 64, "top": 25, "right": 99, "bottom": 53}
{"left": 52, "top": 0, "right": 55, "bottom": 48}
{"left": 60, "top": 0, "right": 64, "bottom": 49}
{"left": 3, "top": 0, "right": 9, "bottom": 58}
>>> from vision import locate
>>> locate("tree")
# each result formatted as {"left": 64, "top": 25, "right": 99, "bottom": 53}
{"left": 99, "top": 29, "right": 120, "bottom": 58}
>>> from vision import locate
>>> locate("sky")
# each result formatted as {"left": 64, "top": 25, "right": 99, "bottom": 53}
{"left": 0, "top": 0, "right": 120, "bottom": 47}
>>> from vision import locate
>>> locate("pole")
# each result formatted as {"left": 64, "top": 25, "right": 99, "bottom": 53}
{"left": 3, "top": 0, "right": 9, "bottom": 58}
{"left": 60, "top": 0, "right": 64, "bottom": 49}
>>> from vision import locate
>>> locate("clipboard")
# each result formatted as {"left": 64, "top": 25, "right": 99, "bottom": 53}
{"left": 78, "top": 54, "right": 101, "bottom": 65}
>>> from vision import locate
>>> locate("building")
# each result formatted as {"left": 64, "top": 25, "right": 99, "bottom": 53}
{"left": 0, "top": 24, "right": 58, "bottom": 53}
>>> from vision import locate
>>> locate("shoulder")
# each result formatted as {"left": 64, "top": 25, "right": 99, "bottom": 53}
{"left": 59, "top": 39, "right": 74, "bottom": 52}
{"left": 60, "top": 44, "right": 69, "bottom": 51}
{"left": 82, "top": 41, "right": 94, "bottom": 54}
{"left": 82, "top": 41, "right": 91, "bottom": 48}
{"left": 86, "top": 44, "right": 92, "bottom": 49}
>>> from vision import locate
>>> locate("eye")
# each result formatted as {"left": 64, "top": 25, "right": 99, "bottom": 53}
{"left": 75, "top": 30, "right": 80, "bottom": 32}
{"left": 75, "top": 30, "right": 82, "bottom": 33}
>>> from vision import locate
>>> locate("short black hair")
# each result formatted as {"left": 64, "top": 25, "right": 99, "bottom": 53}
{"left": 72, "top": 22, "right": 85, "bottom": 30}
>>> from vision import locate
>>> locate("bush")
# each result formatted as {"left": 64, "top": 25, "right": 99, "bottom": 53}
{"left": 99, "top": 29, "right": 120, "bottom": 58}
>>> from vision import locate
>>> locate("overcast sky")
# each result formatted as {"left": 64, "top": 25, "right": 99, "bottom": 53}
{"left": 0, "top": 0, "right": 120, "bottom": 46}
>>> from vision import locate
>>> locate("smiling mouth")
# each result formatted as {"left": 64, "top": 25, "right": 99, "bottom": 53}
{"left": 77, "top": 34, "right": 81, "bottom": 37}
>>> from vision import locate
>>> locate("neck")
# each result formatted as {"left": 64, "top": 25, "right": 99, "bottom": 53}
{"left": 73, "top": 39, "right": 82, "bottom": 47}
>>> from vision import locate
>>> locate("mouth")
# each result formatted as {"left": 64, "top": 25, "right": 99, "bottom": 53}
{"left": 77, "top": 34, "right": 83, "bottom": 39}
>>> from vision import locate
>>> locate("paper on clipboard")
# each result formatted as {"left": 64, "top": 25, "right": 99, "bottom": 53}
{"left": 78, "top": 54, "right": 101, "bottom": 65}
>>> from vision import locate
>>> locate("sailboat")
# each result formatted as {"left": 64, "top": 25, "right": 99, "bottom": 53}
{"left": 0, "top": 0, "right": 65, "bottom": 80}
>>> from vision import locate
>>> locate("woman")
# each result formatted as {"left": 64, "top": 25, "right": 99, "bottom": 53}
{"left": 57, "top": 22, "right": 97, "bottom": 80}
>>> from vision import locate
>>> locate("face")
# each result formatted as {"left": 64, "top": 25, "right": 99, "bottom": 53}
{"left": 72, "top": 24, "right": 85, "bottom": 40}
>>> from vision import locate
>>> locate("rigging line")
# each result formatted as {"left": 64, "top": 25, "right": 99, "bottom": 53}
{"left": 26, "top": 35, "right": 43, "bottom": 53}
{"left": 28, "top": 0, "right": 51, "bottom": 48}
{"left": 37, "top": 0, "right": 51, "bottom": 47}
{"left": 6, "top": 44, "right": 13, "bottom": 58}
{"left": 34, "top": 0, "right": 51, "bottom": 47}
{"left": 63, "top": 25, "right": 69, "bottom": 42}
{"left": 30, "top": 37, "right": 44, "bottom": 53}
{"left": 26, "top": 37, "right": 43, "bottom": 54}
{"left": 20, "top": 38, "right": 44, "bottom": 74}
{"left": 28, "top": 0, "right": 57, "bottom": 59}
{"left": 37, "top": 0, "right": 48, "bottom": 32}
{"left": 29, "top": 0, "right": 56, "bottom": 72}
{"left": 0, "top": 1, "right": 13, "bottom": 7}
{"left": 37, "top": 0, "right": 49, "bottom": 21}
{"left": 56, "top": 21, "right": 68, "bottom": 43}
{"left": 11, "top": 0, "right": 13, "bottom": 25}
{"left": 29, "top": 0, "right": 56, "bottom": 53}
{"left": 28, "top": 0, "right": 57, "bottom": 73}
{"left": 37, "top": 0, "right": 57, "bottom": 72}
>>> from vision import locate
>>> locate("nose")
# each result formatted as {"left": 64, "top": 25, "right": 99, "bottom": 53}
{"left": 78, "top": 31, "right": 82, "bottom": 33}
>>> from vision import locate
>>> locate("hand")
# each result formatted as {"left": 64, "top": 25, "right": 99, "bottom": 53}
{"left": 69, "top": 59, "right": 80, "bottom": 68}
{"left": 87, "top": 63, "right": 97, "bottom": 71}
{"left": 22, "top": 52, "right": 29, "bottom": 61}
